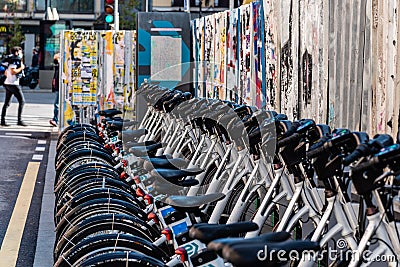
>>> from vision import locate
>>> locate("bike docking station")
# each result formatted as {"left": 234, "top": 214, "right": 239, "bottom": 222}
{"left": 52, "top": 3, "right": 400, "bottom": 267}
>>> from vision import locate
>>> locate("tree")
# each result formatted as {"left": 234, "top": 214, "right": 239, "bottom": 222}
{"left": 3, "top": 1, "right": 25, "bottom": 52}
{"left": 8, "top": 19, "right": 24, "bottom": 49}
{"left": 119, "top": 0, "right": 140, "bottom": 30}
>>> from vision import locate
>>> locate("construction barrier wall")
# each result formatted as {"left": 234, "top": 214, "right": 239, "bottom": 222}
{"left": 59, "top": 30, "right": 136, "bottom": 127}
{"left": 192, "top": 0, "right": 400, "bottom": 137}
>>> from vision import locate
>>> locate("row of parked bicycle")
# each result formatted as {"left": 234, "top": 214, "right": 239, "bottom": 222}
{"left": 53, "top": 81, "right": 400, "bottom": 266}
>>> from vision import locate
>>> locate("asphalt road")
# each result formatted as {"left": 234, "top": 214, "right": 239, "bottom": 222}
{"left": 0, "top": 131, "right": 51, "bottom": 266}
{"left": 0, "top": 90, "right": 55, "bottom": 267}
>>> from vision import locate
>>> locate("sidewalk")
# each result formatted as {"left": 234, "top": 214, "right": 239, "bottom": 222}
{"left": 33, "top": 140, "right": 56, "bottom": 267}
{"left": 0, "top": 87, "right": 57, "bottom": 132}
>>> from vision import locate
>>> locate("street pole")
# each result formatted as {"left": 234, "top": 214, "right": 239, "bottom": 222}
{"left": 114, "top": 0, "right": 119, "bottom": 31}
{"left": 184, "top": 0, "right": 190, "bottom": 13}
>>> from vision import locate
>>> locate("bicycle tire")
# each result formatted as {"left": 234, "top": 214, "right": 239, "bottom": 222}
{"left": 55, "top": 162, "right": 116, "bottom": 185}
{"left": 54, "top": 234, "right": 169, "bottom": 267}
{"left": 76, "top": 251, "right": 166, "bottom": 267}
{"left": 55, "top": 169, "right": 119, "bottom": 196}
{"left": 56, "top": 187, "right": 144, "bottom": 217}
{"left": 55, "top": 177, "right": 133, "bottom": 207}
{"left": 56, "top": 198, "right": 148, "bottom": 233}
{"left": 54, "top": 214, "right": 159, "bottom": 260}
{"left": 56, "top": 141, "right": 106, "bottom": 162}
{"left": 56, "top": 156, "right": 115, "bottom": 179}
{"left": 56, "top": 149, "right": 116, "bottom": 173}
{"left": 57, "top": 133, "right": 104, "bottom": 153}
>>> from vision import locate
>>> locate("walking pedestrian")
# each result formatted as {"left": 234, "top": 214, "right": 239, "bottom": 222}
{"left": 1, "top": 46, "right": 27, "bottom": 126}
{"left": 31, "top": 47, "right": 39, "bottom": 68}
{"left": 49, "top": 53, "right": 59, "bottom": 127}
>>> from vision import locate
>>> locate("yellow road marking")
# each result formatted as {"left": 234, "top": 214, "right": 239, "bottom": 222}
{"left": 0, "top": 162, "right": 40, "bottom": 267}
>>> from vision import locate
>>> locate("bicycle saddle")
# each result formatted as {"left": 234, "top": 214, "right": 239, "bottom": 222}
{"left": 98, "top": 109, "right": 122, "bottom": 118}
{"left": 141, "top": 158, "right": 188, "bottom": 171}
{"left": 107, "top": 120, "right": 138, "bottom": 131}
{"left": 139, "top": 154, "right": 173, "bottom": 160}
{"left": 222, "top": 240, "right": 320, "bottom": 267}
{"left": 129, "top": 143, "right": 165, "bottom": 157}
{"left": 123, "top": 140, "right": 157, "bottom": 152}
{"left": 164, "top": 193, "right": 225, "bottom": 209}
{"left": 119, "top": 129, "right": 148, "bottom": 141}
{"left": 189, "top": 222, "right": 259, "bottom": 244}
{"left": 207, "top": 231, "right": 291, "bottom": 255}
{"left": 150, "top": 167, "right": 203, "bottom": 181}
{"left": 146, "top": 176, "right": 199, "bottom": 196}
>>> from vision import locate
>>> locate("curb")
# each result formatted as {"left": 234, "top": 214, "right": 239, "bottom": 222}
{"left": 33, "top": 140, "right": 56, "bottom": 267}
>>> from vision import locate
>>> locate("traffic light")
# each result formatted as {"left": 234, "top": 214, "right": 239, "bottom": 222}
{"left": 104, "top": 0, "right": 114, "bottom": 24}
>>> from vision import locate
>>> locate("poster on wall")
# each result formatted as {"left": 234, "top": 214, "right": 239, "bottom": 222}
{"left": 252, "top": 1, "right": 263, "bottom": 108}
{"left": 197, "top": 17, "right": 205, "bottom": 97}
{"left": 239, "top": 4, "right": 252, "bottom": 105}
{"left": 216, "top": 11, "right": 227, "bottom": 100}
{"left": 60, "top": 30, "right": 136, "bottom": 128}
{"left": 263, "top": 0, "right": 278, "bottom": 110}
{"left": 226, "top": 9, "right": 239, "bottom": 103}
{"left": 68, "top": 31, "right": 98, "bottom": 106}
{"left": 114, "top": 31, "right": 125, "bottom": 110}
{"left": 104, "top": 31, "right": 115, "bottom": 109}
{"left": 205, "top": 15, "right": 215, "bottom": 98}
{"left": 124, "top": 31, "right": 136, "bottom": 117}
{"left": 151, "top": 35, "right": 182, "bottom": 81}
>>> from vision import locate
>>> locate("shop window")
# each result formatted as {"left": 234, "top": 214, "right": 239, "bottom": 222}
{"left": 35, "top": 0, "right": 94, "bottom": 13}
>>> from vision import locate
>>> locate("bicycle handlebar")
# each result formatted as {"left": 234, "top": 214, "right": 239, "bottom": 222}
{"left": 277, "top": 132, "right": 302, "bottom": 148}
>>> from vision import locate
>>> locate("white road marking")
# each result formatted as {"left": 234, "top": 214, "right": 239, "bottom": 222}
{"left": 37, "top": 140, "right": 47, "bottom": 145}
{"left": 0, "top": 162, "right": 40, "bottom": 267}
{"left": 32, "top": 154, "right": 43, "bottom": 161}
{"left": 35, "top": 147, "right": 46, "bottom": 152}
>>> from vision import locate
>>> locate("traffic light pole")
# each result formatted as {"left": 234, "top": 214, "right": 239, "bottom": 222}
{"left": 114, "top": 0, "right": 119, "bottom": 31}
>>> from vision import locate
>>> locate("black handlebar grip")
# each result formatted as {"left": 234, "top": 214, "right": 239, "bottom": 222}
{"left": 277, "top": 132, "right": 301, "bottom": 148}
{"left": 306, "top": 143, "right": 328, "bottom": 159}
{"left": 351, "top": 157, "right": 379, "bottom": 173}
{"left": 342, "top": 148, "right": 364, "bottom": 166}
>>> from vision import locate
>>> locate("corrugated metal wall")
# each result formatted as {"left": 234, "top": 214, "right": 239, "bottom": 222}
{"left": 371, "top": 0, "right": 400, "bottom": 137}
{"left": 192, "top": 0, "right": 400, "bottom": 137}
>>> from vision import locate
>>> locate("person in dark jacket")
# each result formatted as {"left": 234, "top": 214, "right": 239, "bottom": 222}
{"left": 31, "top": 47, "right": 39, "bottom": 68}
{"left": 49, "top": 53, "right": 60, "bottom": 127}
{"left": 1, "top": 46, "right": 26, "bottom": 126}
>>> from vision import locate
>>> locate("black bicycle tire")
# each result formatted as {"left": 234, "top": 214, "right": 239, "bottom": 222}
{"left": 54, "top": 214, "right": 159, "bottom": 260}
{"left": 56, "top": 149, "right": 116, "bottom": 173}
{"left": 56, "top": 187, "right": 144, "bottom": 217}
{"left": 56, "top": 198, "right": 147, "bottom": 232}
{"left": 54, "top": 234, "right": 169, "bottom": 267}
{"left": 55, "top": 162, "right": 116, "bottom": 185}
{"left": 56, "top": 141, "right": 106, "bottom": 162}
{"left": 56, "top": 156, "right": 115, "bottom": 179}
{"left": 55, "top": 169, "right": 119, "bottom": 196}
{"left": 77, "top": 251, "right": 166, "bottom": 267}
{"left": 55, "top": 177, "right": 133, "bottom": 207}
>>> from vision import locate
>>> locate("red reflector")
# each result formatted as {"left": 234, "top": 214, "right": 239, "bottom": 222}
{"left": 175, "top": 247, "right": 188, "bottom": 262}
{"left": 136, "top": 188, "right": 145, "bottom": 197}
{"left": 133, "top": 176, "right": 140, "bottom": 184}
{"left": 121, "top": 159, "right": 127, "bottom": 167}
{"left": 147, "top": 212, "right": 159, "bottom": 223}
{"left": 144, "top": 194, "right": 153, "bottom": 205}
{"left": 119, "top": 172, "right": 128, "bottom": 180}
{"left": 161, "top": 228, "right": 172, "bottom": 241}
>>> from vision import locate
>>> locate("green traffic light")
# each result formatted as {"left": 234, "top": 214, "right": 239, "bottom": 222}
{"left": 105, "top": 14, "right": 114, "bottom": 23}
